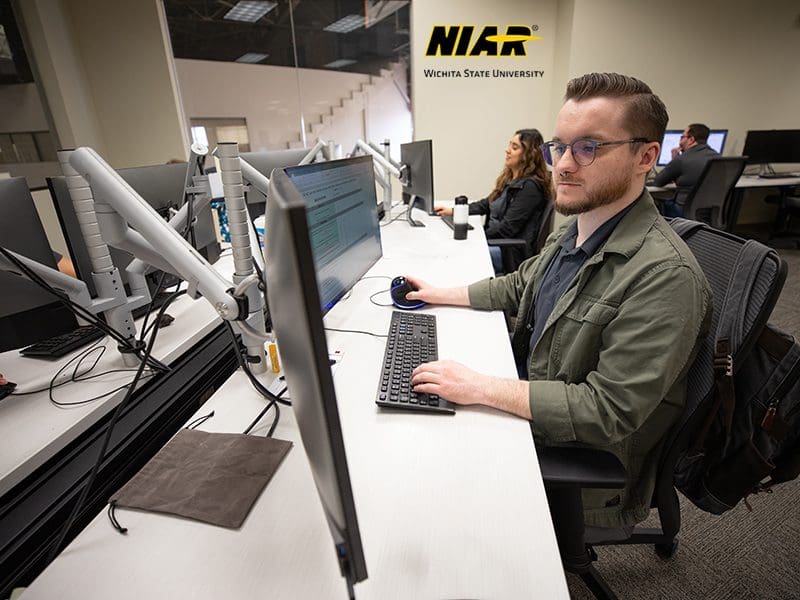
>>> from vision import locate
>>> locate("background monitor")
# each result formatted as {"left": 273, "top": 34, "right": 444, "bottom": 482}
{"left": 239, "top": 148, "right": 309, "bottom": 219}
{"left": 264, "top": 157, "right": 374, "bottom": 592}
{"left": 0, "top": 177, "right": 79, "bottom": 352}
{"left": 657, "top": 129, "right": 729, "bottom": 166}
{"left": 743, "top": 129, "right": 800, "bottom": 165}
{"left": 282, "top": 156, "right": 382, "bottom": 314}
{"left": 48, "top": 162, "right": 220, "bottom": 299}
{"left": 400, "top": 139, "right": 435, "bottom": 216}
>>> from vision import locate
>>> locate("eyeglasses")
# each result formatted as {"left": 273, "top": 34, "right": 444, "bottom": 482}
{"left": 540, "top": 138, "right": 649, "bottom": 167}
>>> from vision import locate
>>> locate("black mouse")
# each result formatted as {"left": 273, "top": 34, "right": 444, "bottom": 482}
{"left": 390, "top": 276, "right": 426, "bottom": 310}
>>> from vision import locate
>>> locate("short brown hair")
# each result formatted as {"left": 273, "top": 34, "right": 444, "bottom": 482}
{"left": 564, "top": 73, "right": 668, "bottom": 144}
{"left": 686, "top": 123, "right": 710, "bottom": 143}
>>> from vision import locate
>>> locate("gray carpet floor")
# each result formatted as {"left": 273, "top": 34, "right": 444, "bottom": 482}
{"left": 567, "top": 245, "right": 800, "bottom": 600}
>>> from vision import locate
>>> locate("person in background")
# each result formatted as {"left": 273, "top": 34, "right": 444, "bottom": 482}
{"left": 652, "top": 123, "right": 718, "bottom": 217}
{"left": 407, "top": 73, "right": 711, "bottom": 540}
{"left": 435, "top": 129, "right": 551, "bottom": 273}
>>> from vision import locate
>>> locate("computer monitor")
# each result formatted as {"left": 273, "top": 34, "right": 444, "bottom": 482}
{"left": 708, "top": 130, "right": 728, "bottom": 155}
{"left": 47, "top": 162, "right": 220, "bottom": 299}
{"left": 657, "top": 129, "right": 728, "bottom": 166}
{"left": 239, "top": 148, "right": 310, "bottom": 219}
{"left": 400, "top": 139, "right": 435, "bottom": 223}
{"left": 282, "top": 156, "right": 382, "bottom": 314}
{"left": 0, "top": 177, "right": 79, "bottom": 352}
{"left": 743, "top": 129, "right": 800, "bottom": 165}
{"left": 263, "top": 156, "right": 378, "bottom": 593}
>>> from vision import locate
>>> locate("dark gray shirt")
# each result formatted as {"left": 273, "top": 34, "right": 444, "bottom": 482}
{"left": 519, "top": 196, "right": 642, "bottom": 377}
{"left": 653, "top": 143, "right": 719, "bottom": 205}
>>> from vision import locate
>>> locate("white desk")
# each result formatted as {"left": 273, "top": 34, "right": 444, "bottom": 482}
{"left": 21, "top": 211, "right": 569, "bottom": 599}
{"left": 0, "top": 256, "right": 231, "bottom": 497}
{"left": 647, "top": 174, "right": 800, "bottom": 194}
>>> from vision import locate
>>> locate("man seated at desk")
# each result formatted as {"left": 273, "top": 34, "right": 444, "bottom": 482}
{"left": 652, "top": 123, "right": 719, "bottom": 217}
{"left": 406, "top": 73, "right": 712, "bottom": 541}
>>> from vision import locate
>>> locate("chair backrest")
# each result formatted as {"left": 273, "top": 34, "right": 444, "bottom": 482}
{"left": 533, "top": 201, "right": 555, "bottom": 254}
{"left": 650, "top": 219, "right": 786, "bottom": 528}
{"left": 682, "top": 157, "right": 746, "bottom": 230}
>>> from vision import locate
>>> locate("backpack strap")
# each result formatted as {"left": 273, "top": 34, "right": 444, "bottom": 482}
{"left": 689, "top": 240, "right": 771, "bottom": 457}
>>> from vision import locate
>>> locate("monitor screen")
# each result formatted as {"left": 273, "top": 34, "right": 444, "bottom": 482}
{"left": 743, "top": 129, "right": 800, "bottom": 165}
{"left": 264, "top": 158, "right": 372, "bottom": 590}
{"left": 400, "top": 139, "right": 435, "bottom": 215}
{"left": 657, "top": 129, "right": 728, "bottom": 166}
{"left": 239, "top": 148, "right": 309, "bottom": 219}
{"left": 282, "top": 156, "right": 382, "bottom": 314}
{"left": 0, "top": 177, "right": 78, "bottom": 352}
{"left": 48, "top": 162, "right": 220, "bottom": 298}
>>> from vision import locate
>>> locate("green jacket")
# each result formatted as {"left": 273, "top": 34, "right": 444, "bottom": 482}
{"left": 467, "top": 193, "right": 712, "bottom": 528}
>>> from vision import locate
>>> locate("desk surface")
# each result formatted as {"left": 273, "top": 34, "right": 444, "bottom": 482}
{"left": 21, "top": 211, "right": 569, "bottom": 599}
{"left": 647, "top": 173, "right": 800, "bottom": 193}
{"left": 0, "top": 256, "right": 231, "bottom": 497}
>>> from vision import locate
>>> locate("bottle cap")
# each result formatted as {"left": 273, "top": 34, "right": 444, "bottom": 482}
{"left": 455, "top": 195, "right": 468, "bottom": 205}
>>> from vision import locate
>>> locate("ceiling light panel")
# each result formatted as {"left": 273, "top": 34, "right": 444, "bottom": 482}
{"left": 324, "top": 59, "right": 357, "bottom": 68}
{"left": 323, "top": 14, "right": 365, "bottom": 33}
{"left": 224, "top": 1, "right": 277, "bottom": 23}
{"left": 236, "top": 52, "right": 269, "bottom": 63}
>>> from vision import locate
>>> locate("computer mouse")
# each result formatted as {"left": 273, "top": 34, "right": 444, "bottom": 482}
{"left": 390, "top": 276, "right": 426, "bottom": 310}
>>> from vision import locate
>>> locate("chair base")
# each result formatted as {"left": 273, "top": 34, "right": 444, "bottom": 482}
{"left": 580, "top": 563, "right": 619, "bottom": 600}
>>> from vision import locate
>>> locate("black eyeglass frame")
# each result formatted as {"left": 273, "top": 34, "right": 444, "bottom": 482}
{"left": 540, "top": 137, "right": 650, "bottom": 167}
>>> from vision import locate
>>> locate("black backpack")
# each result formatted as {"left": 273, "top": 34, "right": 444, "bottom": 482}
{"left": 670, "top": 219, "right": 800, "bottom": 514}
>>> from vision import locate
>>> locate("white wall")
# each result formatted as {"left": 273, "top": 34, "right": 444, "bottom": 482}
{"left": 175, "top": 59, "right": 412, "bottom": 162}
{"left": 18, "top": 0, "right": 188, "bottom": 168}
{"left": 410, "top": 1, "right": 559, "bottom": 203}
{"left": 563, "top": 0, "right": 800, "bottom": 156}
{"left": 410, "top": 0, "right": 799, "bottom": 222}
{"left": 0, "top": 84, "right": 50, "bottom": 132}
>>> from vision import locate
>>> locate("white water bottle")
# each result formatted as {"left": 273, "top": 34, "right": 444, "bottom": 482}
{"left": 453, "top": 195, "right": 469, "bottom": 240}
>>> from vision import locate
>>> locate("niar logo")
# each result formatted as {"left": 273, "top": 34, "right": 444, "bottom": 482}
{"left": 425, "top": 25, "right": 541, "bottom": 57}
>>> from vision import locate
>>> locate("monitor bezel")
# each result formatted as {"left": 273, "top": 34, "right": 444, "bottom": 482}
{"left": 265, "top": 164, "right": 369, "bottom": 590}
{"left": 400, "top": 139, "right": 435, "bottom": 216}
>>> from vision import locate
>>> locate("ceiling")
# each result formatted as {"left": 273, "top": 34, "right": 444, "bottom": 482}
{"left": 163, "top": 0, "right": 411, "bottom": 75}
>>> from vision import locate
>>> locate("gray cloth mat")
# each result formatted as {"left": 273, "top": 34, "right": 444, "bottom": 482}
{"left": 111, "top": 428, "right": 292, "bottom": 528}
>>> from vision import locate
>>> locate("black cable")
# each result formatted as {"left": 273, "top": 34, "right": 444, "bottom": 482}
{"left": 186, "top": 410, "right": 215, "bottom": 430}
{"left": 324, "top": 327, "right": 388, "bottom": 338}
{"left": 46, "top": 285, "right": 175, "bottom": 563}
{"left": 0, "top": 247, "right": 169, "bottom": 373}
{"left": 223, "top": 321, "right": 291, "bottom": 407}
{"left": 243, "top": 400, "right": 277, "bottom": 435}
{"left": 138, "top": 270, "right": 169, "bottom": 345}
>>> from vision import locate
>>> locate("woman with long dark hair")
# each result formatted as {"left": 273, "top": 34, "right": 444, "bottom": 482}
{"left": 436, "top": 128, "right": 552, "bottom": 273}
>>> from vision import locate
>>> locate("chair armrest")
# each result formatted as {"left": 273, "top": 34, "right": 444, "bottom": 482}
{"left": 486, "top": 237, "right": 526, "bottom": 248}
{"left": 537, "top": 446, "right": 627, "bottom": 489}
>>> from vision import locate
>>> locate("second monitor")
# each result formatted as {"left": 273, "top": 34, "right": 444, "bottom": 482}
{"left": 657, "top": 129, "right": 728, "bottom": 167}
{"left": 400, "top": 140, "right": 435, "bottom": 226}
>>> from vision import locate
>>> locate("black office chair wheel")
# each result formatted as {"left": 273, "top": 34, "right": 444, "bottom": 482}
{"left": 654, "top": 539, "right": 678, "bottom": 559}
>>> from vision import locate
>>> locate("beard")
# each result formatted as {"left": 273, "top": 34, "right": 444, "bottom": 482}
{"left": 554, "top": 170, "right": 632, "bottom": 216}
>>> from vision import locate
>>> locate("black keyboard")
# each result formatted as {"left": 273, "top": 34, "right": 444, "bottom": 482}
{"left": 20, "top": 325, "right": 105, "bottom": 359}
{"left": 375, "top": 312, "right": 455, "bottom": 414}
{"left": 440, "top": 214, "right": 474, "bottom": 231}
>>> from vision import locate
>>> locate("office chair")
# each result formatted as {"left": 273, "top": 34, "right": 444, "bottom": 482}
{"left": 765, "top": 186, "right": 800, "bottom": 248}
{"left": 681, "top": 156, "right": 746, "bottom": 231}
{"left": 487, "top": 201, "right": 554, "bottom": 274}
{"left": 537, "top": 219, "right": 787, "bottom": 600}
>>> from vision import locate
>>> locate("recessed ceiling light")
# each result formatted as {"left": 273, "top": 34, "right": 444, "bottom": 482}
{"left": 236, "top": 52, "right": 269, "bottom": 63}
{"left": 224, "top": 1, "right": 277, "bottom": 23}
{"left": 324, "top": 58, "right": 357, "bottom": 68}
{"left": 323, "top": 14, "right": 365, "bottom": 33}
